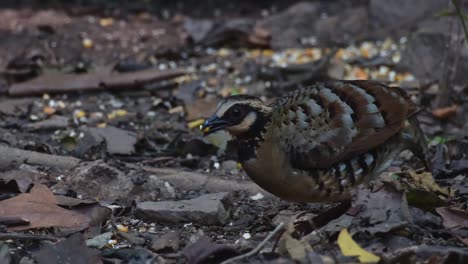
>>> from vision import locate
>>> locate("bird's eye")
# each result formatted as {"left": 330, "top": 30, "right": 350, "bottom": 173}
{"left": 232, "top": 108, "right": 241, "bottom": 117}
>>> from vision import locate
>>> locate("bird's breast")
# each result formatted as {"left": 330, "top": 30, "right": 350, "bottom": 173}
{"left": 240, "top": 134, "right": 405, "bottom": 203}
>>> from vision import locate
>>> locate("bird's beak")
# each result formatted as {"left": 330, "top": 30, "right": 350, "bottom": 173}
{"left": 200, "top": 115, "right": 231, "bottom": 135}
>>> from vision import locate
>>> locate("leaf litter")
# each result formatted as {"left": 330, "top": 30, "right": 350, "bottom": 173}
{"left": 0, "top": 2, "right": 468, "bottom": 264}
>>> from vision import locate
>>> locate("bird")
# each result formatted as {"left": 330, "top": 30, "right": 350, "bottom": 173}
{"left": 201, "top": 80, "right": 428, "bottom": 203}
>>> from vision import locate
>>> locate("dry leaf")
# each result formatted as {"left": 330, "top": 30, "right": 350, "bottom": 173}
{"left": 407, "top": 171, "right": 451, "bottom": 196}
{"left": 338, "top": 229, "right": 380, "bottom": 263}
{"left": 436, "top": 207, "right": 468, "bottom": 229}
{"left": 436, "top": 207, "right": 468, "bottom": 246}
{"left": 284, "top": 235, "right": 313, "bottom": 261}
{"left": 0, "top": 184, "right": 90, "bottom": 231}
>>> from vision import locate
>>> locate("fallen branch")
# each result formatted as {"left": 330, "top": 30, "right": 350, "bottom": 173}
{"left": 0, "top": 146, "right": 81, "bottom": 170}
{"left": 142, "top": 167, "right": 271, "bottom": 197}
{"left": 9, "top": 68, "right": 186, "bottom": 96}
{"left": 220, "top": 222, "right": 285, "bottom": 264}
{"left": 0, "top": 232, "right": 58, "bottom": 242}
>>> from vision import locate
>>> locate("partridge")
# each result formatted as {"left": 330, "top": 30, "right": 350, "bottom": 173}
{"left": 201, "top": 80, "right": 428, "bottom": 202}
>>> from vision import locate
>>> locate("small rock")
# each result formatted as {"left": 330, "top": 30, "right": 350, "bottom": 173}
{"left": 327, "top": 59, "right": 346, "bottom": 80}
{"left": 222, "top": 160, "right": 238, "bottom": 172}
{"left": 86, "top": 232, "right": 113, "bottom": 249}
{"left": 84, "top": 126, "right": 137, "bottom": 155}
{"left": 183, "top": 18, "right": 214, "bottom": 44}
{"left": 136, "top": 192, "right": 230, "bottom": 225}
{"left": 383, "top": 235, "right": 414, "bottom": 251}
{"left": 272, "top": 210, "right": 295, "bottom": 226}
{"left": 0, "top": 98, "right": 34, "bottom": 116}
{"left": 68, "top": 160, "right": 134, "bottom": 202}
{"left": 258, "top": 2, "right": 320, "bottom": 49}
{"left": 314, "top": 7, "right": 369, "bottom": 45}
{"left": 149, "top": 231, "right": 180, "bottom": 252}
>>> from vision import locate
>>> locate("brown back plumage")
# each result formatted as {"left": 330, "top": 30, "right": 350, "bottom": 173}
{"left": 270, "top": 80, "right": 419, "bottom": 170}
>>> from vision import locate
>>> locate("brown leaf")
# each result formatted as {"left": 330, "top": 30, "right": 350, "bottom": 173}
{"left": 0, "top": 184, "right": 90, "bottom": 231}
{"left": 436, "top": 207, "right": 468, "bottom": 229}
{"left": 71, "top": 204, "right": 112, "bottom": 238}
{"left": 182, "top": 236, "right": 239, "bottom": 264}
{"left": 431, "top": 105, "right": 458, "bottom": 120}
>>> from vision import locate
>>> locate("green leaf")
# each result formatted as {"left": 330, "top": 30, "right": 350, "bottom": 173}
{"left": 406, "top": 189, "right": 446, "bottom": 211}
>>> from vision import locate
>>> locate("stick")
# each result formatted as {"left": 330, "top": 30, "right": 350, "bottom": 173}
{"left": 220, "top": 223, "right": 285, "bottom": 264}
{"left": 0, "top": 146, "right": 81, "bottom": 170}
{"left": 0, "top": 233, "right": 58, "bottom": 242}
{"left": 142, "top": 167, "right": 271, "bottom": 196}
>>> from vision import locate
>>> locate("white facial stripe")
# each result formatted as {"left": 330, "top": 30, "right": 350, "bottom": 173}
{"left": 215, "top": 100, "right": 269, "bottom": 118}
{"left": 227, "top": 112, "right": 257, "bottom": 135}
{"left": 215, "top": 101, "right": 238, "bottom": 117}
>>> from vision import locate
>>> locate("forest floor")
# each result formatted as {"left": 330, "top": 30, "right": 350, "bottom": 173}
{"left": 0, "top": 1, "right": 468, "bottom": 264}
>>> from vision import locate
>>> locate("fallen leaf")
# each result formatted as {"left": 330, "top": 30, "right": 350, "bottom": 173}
{"left": 182, "top": 236, "right": 238, "bottom": 264}
{"left": 406, "top": 189, "right": 446, "bottom": 211}
{"left": 0, "top": 184, "right": 90, "bottom": 231}
{"left": 436, "top": 207, "right": 468, "bottom": 229}
{"left": 284, "top": 234, "right": 312, "bottom": 261}
{"left": 436, "top": 207, "right": 468, "bottom": 246}
{"left": 431, "top": 105, "right": 458, "bottom": 120}
{"left": 338, "top": 229, "right": 380, "bottom": 263}
{"left": 72, "top": 203, "right": 112, "bottom": 238}
{"left": 407, "top": 171, "right": 451, "bottom": 196}
{"left": 55, "top": 195, "right": 97, "bottom": 208}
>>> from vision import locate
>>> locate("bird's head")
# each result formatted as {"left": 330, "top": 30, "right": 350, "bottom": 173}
{"left": 201, "top": 95, "right": 272, "bottom": 139}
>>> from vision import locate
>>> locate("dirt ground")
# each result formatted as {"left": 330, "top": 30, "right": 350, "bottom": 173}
{"left": 0, "top": 1, "right": 468, "bottom": 264}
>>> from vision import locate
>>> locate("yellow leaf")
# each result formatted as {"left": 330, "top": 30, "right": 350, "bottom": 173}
{"left": 338, "top": 229, "right": 380, "bottom": 263}
{"left": 407, "top": 171, "right": 451, "bottom": 196}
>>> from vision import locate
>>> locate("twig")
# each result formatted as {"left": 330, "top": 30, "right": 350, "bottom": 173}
{"left": 220, "top": 222, "right": 285, "bottom": 264}
{"left": 0, "top": 232, "right": 58, "bottom": 242}
{"left": 382, "top": 244, "right": 468, "bottom": 262}
{"left": 452, "top": 0, "right": 468, "bottom": 43}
